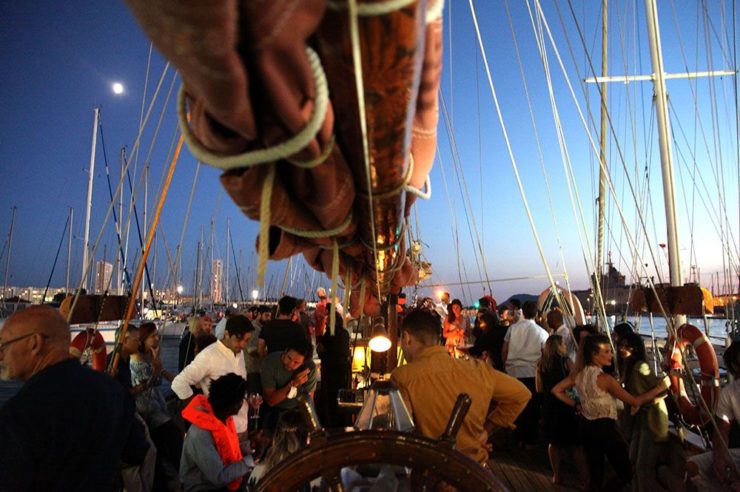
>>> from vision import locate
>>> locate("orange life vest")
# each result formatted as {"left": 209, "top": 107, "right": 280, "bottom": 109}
{"left": 182, "top": 395, "right": 243, "bottom": 491}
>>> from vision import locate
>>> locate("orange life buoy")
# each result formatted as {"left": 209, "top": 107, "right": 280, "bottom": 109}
{"left": 70, "top": 329, "right": 107, "bottom": 371}
{"left": 664, "top": 323, "right": 720, "bottom": 426}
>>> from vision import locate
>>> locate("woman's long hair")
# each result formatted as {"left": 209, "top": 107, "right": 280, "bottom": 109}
{"left": 447, "top": 299, "right": 463, "bottom": 323}
{"left": 574, "top": 333, "right": 611, "bottom": 374}
{"left": 539, "top": 334, "right": 564, "bottom": 375}
{"left": 618, "top": 332, "right": 647, "bottom": 386}
{"left": 261, "top": 411, "right": 308, "bottom": 471}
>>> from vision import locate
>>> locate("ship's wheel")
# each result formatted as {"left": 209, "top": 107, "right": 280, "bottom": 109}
{"left": 254, "top": 396, "right": 507, "bottom": 491}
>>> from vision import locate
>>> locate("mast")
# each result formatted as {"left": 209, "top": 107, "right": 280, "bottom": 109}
{"left": 644, "top": 0, "right": 683, "bottom": 289}
{"left": 225, "top": 218, "right": 230, "bottom": 306}
{"left": 595, "top": 0, "right": 608, "bottom": 314}
{"left": 3, "top": 206, "right": 17, "bottom": 302}
{"left": 66, "top": 207, "right": 73, "bottom": 293}
{"left": 118, "top": 148, "right": 126, "bottom": 295}
{"left": 81, "top": 106, "right": 100, "bottom": 292}
{"left": 142, "top": 164, "right": 148, "bottom": 307}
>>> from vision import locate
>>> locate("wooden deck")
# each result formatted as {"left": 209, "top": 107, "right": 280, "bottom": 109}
{"left": 488, "top": 434, "right": 581, "bottom": 491}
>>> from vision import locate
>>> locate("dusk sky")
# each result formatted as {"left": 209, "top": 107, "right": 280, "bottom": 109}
{"left": 1, "top": 1, "right": 737, "bottom": 305}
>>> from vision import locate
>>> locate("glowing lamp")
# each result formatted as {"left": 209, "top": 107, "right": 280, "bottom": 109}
{"left": 368, "top": 321, "right": 391, "bottom": 353}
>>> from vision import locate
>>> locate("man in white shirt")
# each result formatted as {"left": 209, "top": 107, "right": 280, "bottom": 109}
{"left": 547, "top": 308, "right": 576, "bottom": 363}
{"left": 688, "top": 341, "right": 740, "bottom": 491}
{"left": 213, "top": 308, "right": 236, "bottom": 340}
{"left": 172, "top": 315, "right": 253, "bottom": 437}
{"left": 501, "top": 301, "right": 548, "bottom": 446}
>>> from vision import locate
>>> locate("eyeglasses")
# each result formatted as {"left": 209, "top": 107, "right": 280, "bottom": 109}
{"left": 0, "top": 332, "right": 48, "bottom": 353}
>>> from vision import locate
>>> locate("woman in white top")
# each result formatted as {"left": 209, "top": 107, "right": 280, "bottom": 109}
{"left": 552, "top": 334, "right": 669, "bottom": 492}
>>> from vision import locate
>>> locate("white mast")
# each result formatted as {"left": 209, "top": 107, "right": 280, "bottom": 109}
{"left": 66, "top": 207, "right": 73, "bottom": 293}
{"left": 81, "top": 107, "right": 100, "bottom": 292}
{"left": 644, "top": 0, "right": 683, "bottom": 288}
{"left": 118, "top": 148, "right": 126, "bottom": 295}
{"left": 225, "top": 218, "right": 230, "bottom": 306}
{"left": 3, "top": 206, "right": 17, "bottom": 301}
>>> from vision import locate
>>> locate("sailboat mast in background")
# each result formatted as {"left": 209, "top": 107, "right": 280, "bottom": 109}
{"left": 81, "top": 107, "right": 100, "bottom": 292}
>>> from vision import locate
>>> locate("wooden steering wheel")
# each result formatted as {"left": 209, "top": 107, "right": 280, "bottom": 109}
{"left": 254, "top": 395, "right": 507, "bottom": 491}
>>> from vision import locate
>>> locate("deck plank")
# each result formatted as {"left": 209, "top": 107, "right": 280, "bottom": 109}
{"left": 488, "top": 436, "right": 581, "bottom": 491}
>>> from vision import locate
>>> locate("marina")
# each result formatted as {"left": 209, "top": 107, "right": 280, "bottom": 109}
{"left": 1, "top": 0, "right": 739, "bottom": 490}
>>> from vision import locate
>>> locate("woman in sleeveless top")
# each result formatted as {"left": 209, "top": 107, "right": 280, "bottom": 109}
{"left": 537, "top": 334, "right": 588, "bottom": 485}
{"left": 443, "top": 299, "right": 469, "bottom": 357}
{"left": 552, "top": 334, "right": 669, "bottom": 492}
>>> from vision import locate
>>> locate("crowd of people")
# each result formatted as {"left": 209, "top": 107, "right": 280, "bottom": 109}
{"left": 2, "top": 292, "right": 740, "bottom": 491}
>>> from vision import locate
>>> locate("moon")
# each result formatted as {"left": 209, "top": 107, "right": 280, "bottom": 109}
{"left": 112, "top": 82, "right": 124, "bottom": 95}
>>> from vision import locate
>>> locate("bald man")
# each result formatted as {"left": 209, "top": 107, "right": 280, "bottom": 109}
{"left": 0, "top": 305, "right": 148, "bottom": 491}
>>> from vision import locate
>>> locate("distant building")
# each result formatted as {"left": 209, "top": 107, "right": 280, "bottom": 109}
{"left": 95, "top": 261, "right": 113, "bottom": 294}
{"left": 211, "top": 259, "right": 223, "bottom": 304}
{"left": 573, "top": 261, "right": 632, "bottom": 315}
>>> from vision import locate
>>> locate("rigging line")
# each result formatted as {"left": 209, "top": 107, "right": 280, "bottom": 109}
{"left": 121, "top": 62, "right": 172, "bottom": 290}
{"left": 439, "top": 93, "right": 491, "bottom": 295}
{"left": 98, "top": 122, "right": 133, "bottom": 292}
{"left": 669, "top": 101, "right": 740, "bottom": 268}
{"left": 112, "top": 134, "right": 183, "bottom": 378}
{"left": 669, "top": 0, "right": 738, "bottom": 264}
{"left": 123, "top": 159, "right": 160, "bottom": 309}
{"left": 504, "top": 0, "right": 572, "bottom": 298}
{"left": 475, "top": 32, "right": 484, "bottom": 258}
{"left": 229, "top": 222, "right": 245, "bottom": 303}
{"left": 526, "top": 1, "right": 602, "bottom": 322}
{"left": 41, "top": 215, "right": 69, "bottom": 304}
{"left": 348, "top": 0, "right": 382, "bottom": 301}
{"left": 699, "top": 0, "right": 736, "bottom": 65}
{"left": 734, "top": 0, "right": 740, "bottom": 296}
{"left": 439, "top": 95, "right": 486, "bottom": 299}
{"left": 145, "top": 72, "right": 180, "bottom": 201}
{"left": 551, "top": 0, "right": 669, "bottom": 293}
{"left": 541, "top": 1, "right": 677, "bottom": 329}
{"left": 423, "top": 273, "right": 566, "bottom": 288}
{"left": 435, "top": 145, "right": 470, "bottom": 301}
{"left": 468, "top": 0, "right": 565, "bottom": 319}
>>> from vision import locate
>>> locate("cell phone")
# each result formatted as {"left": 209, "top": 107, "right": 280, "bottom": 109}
{"left": 293, "top": 364, "right": 308, "bottom": 375}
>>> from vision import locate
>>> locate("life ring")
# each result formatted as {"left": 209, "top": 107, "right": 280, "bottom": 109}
{"left": 70, "top": 329, "right": 107, "bottom": 371}
{"left": 664, "top": 323, "right": 720, "bottom": 426}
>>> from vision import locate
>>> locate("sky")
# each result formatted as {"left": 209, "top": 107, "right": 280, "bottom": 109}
{"left": 0, "top": 1, "right": 738, "bottom": 306}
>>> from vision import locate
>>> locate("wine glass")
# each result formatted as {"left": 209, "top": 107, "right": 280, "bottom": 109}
{"left": 247, "top": 393, "right": 263, "bottom": 429}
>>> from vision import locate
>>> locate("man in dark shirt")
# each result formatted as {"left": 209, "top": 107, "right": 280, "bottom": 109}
{"left": 258, "top": 296, "right": 309, "bottom": 357}
{"left": 0, "top": 305, "right": 148, "bottom": 491}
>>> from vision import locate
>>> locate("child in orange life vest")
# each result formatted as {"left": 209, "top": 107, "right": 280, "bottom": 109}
{"left": 180, "top": 373, "right": 254, "bottom": 492}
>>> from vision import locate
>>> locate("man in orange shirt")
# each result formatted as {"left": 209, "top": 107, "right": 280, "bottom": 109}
{"left": 391, "top": 309, "right": 531, "bottom": 465}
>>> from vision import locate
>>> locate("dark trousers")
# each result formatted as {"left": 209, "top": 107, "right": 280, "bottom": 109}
{"left": 150, "top": 420, "right": 183, "bottom": 491}
{"left": 513, "top": 377, "right": 540, "bottom": 445}
{"left": 580, "top": 417, "right": 632, "bottom": 492}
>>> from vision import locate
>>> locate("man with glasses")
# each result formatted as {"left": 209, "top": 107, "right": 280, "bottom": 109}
{"left": 0, "top": 305, "right": 148, "bottom": 490}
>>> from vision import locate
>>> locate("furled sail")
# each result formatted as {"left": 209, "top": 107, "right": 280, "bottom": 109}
{"left": 124, "top": 0, "right": 443, "bottom": 315}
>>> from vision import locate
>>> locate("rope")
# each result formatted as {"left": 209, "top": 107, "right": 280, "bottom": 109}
{"left": 177, "top": 48, "right": 329, "bottom": 171}
{"left": 327, "top": 0, "right": 416, "bottom": 16}
{"left": 257, "top": 163, "right": 276, "bottom": 287}
{"left": 354, "top": 153, "right": 432, "bottom": 201}
{"left": 504, "top": 0, "right": 575, "bottom": 325}
{"left": 287, "top": 134, "right": 336, "bottom": 169}
{"left": 526, "top": 1, "right": 608, "bottom": 328}
{"left": 348, "top": 0, "right": 383, "bottom": 302}
{"left": 467, "top": 0, "right": 560, "bottom": 314}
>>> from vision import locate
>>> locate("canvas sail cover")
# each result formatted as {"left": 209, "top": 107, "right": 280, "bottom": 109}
{"left": 125, "top": 0, "right": 443, "bottom": 315}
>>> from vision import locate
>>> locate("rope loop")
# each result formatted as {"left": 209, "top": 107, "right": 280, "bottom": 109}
{"left": 177, "top": 47, "right": 329, "bottom": 171}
